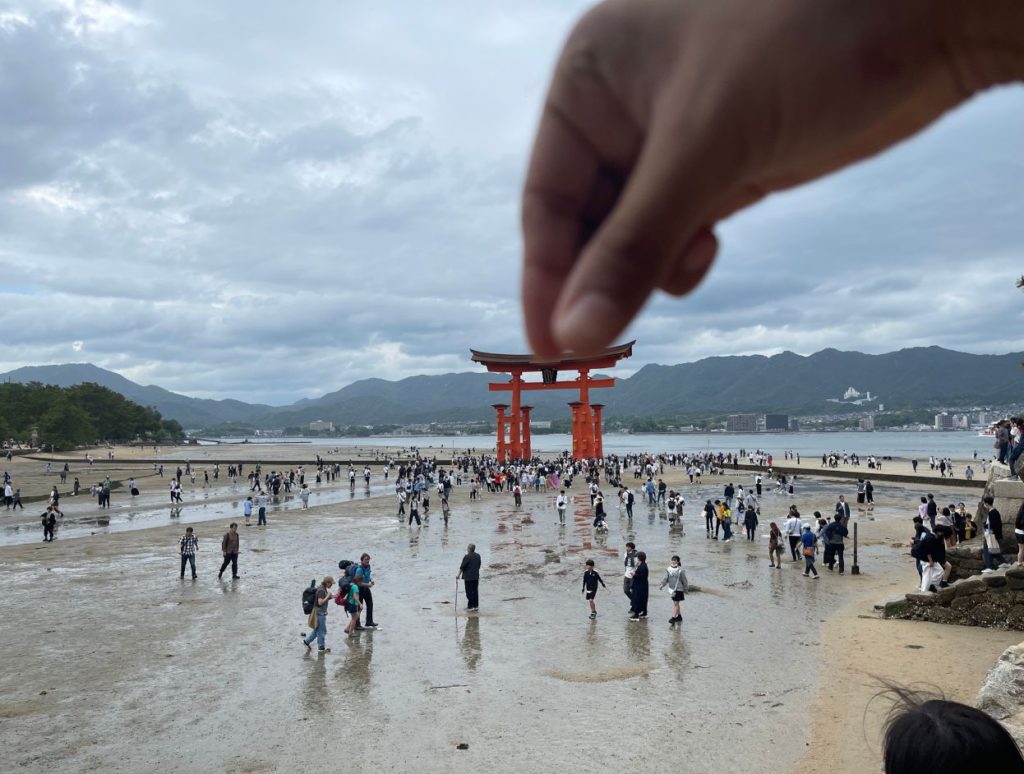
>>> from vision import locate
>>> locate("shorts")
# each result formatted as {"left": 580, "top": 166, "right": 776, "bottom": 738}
{"left": 345, "top": 602, "right": 359, "bottom": 615}
{"left": 585, "top": 590, "right": 597, "bottom": 601}
{"left": 1016, "top": 533, "right": 1024, "bottom": 545}
{"left": 671, "top": 590, "right": 685, "bottom": 602}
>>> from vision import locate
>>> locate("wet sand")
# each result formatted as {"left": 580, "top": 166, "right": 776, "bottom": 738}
{"left": 0, "top": 463, "right": 1007, "bottom": 773}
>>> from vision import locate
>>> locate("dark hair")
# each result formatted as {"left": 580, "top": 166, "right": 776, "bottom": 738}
{"left": 185, "top": 527, "right": 193, "bottom": 533}
{"left": 671, "top": 555, "right": 680, "bottom": 563}
{"left": 585, "top": 559, "right": 594, "bottom": 566}
{"left": 883, "top": 689, "right": 1023, "bottom": 773}
{"left": 626, "top": 542, "right": 635, "bottom": 549}
{"left": 229, "top": 522, "right": 238, "bottom": 528}
{"left": 984, "top": 496, "right": 995, "bottom": 506}
{"left": 636, "top": 551, "right": 646, "bottom": 562}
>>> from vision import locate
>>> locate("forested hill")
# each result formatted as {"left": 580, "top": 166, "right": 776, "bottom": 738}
{"left": 0, "top": 382, "right": 184, "bottom": 449}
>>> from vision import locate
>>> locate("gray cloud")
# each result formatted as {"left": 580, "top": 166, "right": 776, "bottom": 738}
{"left": 1, "top": 1, "right": 1022, "bottom": 404}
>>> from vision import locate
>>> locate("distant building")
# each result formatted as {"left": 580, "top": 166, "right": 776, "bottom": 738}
{"left": 530, "top": 420, "right": 552, "bottom": 430}
{"left": 934, "top": 413, "right": 954, "bottom": 430}
{"left": 858, "top": 416, "right": 875, "bottom": 431}
{"left": 726, "top": 414, "right": 759, "bottom": 432}
{"left": 788, "top": 418, "right": 801, "bottom": 432}
{"left": 764, "top": 414, "right": 789, "bottom": 432}
{"left": 309, "top": 420, "right": 334, "bottom": 432}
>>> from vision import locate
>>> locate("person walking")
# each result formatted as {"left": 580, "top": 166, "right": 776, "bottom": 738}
{"left": 302, "top": 575, "right": 334, "bottom": 653}
{"left": 342, "top": 572, "right": 362, "bottom": 638}
{"left": 628, "top": 551, "right": 649, "bottom": 620}
{"left": 622, "top": 542, "right": 638, "bottom": 599}
{"left": 581, "top": 559, "right": 608, "bottom": 619}
{"left": 835, "top": 495, "right": 851, "bottom": 520}
{"left": 801, "top": 525, "right": 820, "bottom": 579}
{"left": 743, "top": 504, "right": 758, "bottom": 541}
{"left": 556, "top": 489, "right": 568, "bottom": 524}
{"left": 784, "top": 508, "right": 802, "bottom": 561}
{"left": 12, "top": 487, "right": 23, "bottom": 510}
{"left": 704, "top": 499, "right": 715, "bottom": 538}
{"left": 218, "top": 523, "right": 240, "bottom": 579}
{"left": 354, "top": 553, "right": 378, "bottom": 629}
{"left": 768, "top": 522, "right": 783, "bottom": 568}
{"left": 41, "top": 506, "right": 57, "bottom": 542}
{"left": 243, "top": 496, "right": 253, "bottom": 526}
{"left": 458, "top": 543, "right": 482, "bottom": 611}
{"left": 178, "top": 526, "right": 198, "bottom": 579}
{"left": 659, "top": 554, "right": 688, "bottom": 627}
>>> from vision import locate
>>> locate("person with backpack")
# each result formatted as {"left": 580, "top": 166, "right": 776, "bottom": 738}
{"left": 703, "top": 499, "right": 715, "bottom": 538}
{"left": 917, "top": 528, "right": 948, "bottom": 593}
{"left": 354, "top": 553, "right": 378, "bottom": 630}
{"left": 408, "top": 496, "right": 421, "bottom": 526}
{"left": 341, "top": 572, "right": 362, "bottom": 638}
{"left": 622, "top": 542, "right": 638, "bottom": 599}
{"left": 742, "top": 504, "right": 758, "bottom": 541}
{"left": 512, "top": 481, "right": 522, "bottom": 508}
{"left": 302, "top": 575, "right": 334, "bottom": 653}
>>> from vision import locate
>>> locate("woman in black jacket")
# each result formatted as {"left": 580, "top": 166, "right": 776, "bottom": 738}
{"left": 628, "top": 552, "right": 649, "bottom": 621}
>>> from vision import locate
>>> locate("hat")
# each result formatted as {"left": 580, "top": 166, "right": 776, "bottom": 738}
{"left": 803, "top": 523, "right": 811, "bottom": 530}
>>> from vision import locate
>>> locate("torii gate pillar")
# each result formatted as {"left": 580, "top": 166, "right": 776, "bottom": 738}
{"left": 492, "top": 404, "right": 508, "bottom": 460}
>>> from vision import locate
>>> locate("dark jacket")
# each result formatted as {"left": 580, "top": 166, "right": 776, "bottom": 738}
{"left": 629, "top": 562, "right": 649, "bottom": 609}
{"left": 988, "top": 508, "right": 1003, "bottom": 541}
{"left": 222, "top": 530, "right": 239, "bottom": 553}
{"left": 459, "top": 551, "right": 481, "bottom": 581}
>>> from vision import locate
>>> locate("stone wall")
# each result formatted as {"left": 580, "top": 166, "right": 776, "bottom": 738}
{"left": 883, "top": 568, "right": 1024, "bottom": 629}
{"left": 946, "top": 463, "right": 1024, "bottom": 581}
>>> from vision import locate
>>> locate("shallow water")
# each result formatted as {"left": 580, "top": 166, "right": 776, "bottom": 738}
{"left": 0, "top": 471, "right": 934, "bottom": 773}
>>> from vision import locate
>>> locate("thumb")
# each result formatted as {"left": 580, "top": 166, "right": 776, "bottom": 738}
{"left": 550, "top": 102, "right": 737, "bottom": 353}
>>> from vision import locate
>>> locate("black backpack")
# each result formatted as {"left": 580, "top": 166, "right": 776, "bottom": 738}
{"left": 302, "top": 579, "right": 318, "bottom": 614}
{"left": 338, "top": 559, "right": 359, "bottom": 585}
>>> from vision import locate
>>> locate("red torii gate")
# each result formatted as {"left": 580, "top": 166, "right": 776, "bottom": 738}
{"left": 470, "top": 341, "right": 634, "bottom": 461}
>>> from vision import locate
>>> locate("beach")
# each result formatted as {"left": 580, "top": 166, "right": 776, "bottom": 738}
{"left": 0, "top": 444, "right": 1013, "bottom": 773}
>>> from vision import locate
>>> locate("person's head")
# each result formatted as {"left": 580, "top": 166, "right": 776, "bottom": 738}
{"left": 883, "top": 690, "right": 1023, "bottom": 773}
{"left": 229, "top": 523, "right": 237, "bottom": 531}
{"left": 636, "top": 551, "right": 646, "bottom": 563}
{"left": 834, "top": 514, "right": 843, "bottom": 523}
{"left": 928, "top": 494, "right": 934, "bottom": 501}
{"left": 670, "top": 555, "right": 680, "bottom": 566}
{"left": 246, "top": 496, "right": 252, "bottom": 502}
{"left": 185, "top": 527, "right": 193, "bottom": 535}
{"left": 322, "top": 575, "right": 334, "bottom": 588}
{"left": 585, "top": 559, "right": 595, "bottom": 568}
{"left": 560, "top": 489, "right": 565, "bottom": 494}
{"left": 467, "top": 543, "right": 476, "bottom": 553}
{"left": 360, "top": 553, "right": 370, "bottom": 565}
{"left": 813, "top": 511, "right": 821, "bottom": 520}
{"left": 626, "top": 542, "right": 635, "bottom": 550}
{"left": 984, "top": 495, "right": 995, "bottom": 507}
{"left": 839, "top": 495, "right": 845, "bottom": 502}
{"left": 921, "top": 496, "right": 927, "bottom": 504}
{"left": 803, "top": 524, "right": 811, "bottom": 532}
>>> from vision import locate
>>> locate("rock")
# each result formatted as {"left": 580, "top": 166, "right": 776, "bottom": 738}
{"left": 927, "top": 607, "right": 957, "bottom": 625}
{"left": 972, "top": 602, "right": 1007, "bottom": 627}
{"left": 933, "top": 586, "right": 957, "bottom": 605}
{"left": 951, "top": 595, "right": 980, "bottom": 612}
{"left": 1008, "top": 606, "right": 1024, "bottom": 630}
{"left": 883, "top": 599, "right": 909, "bottom": 619}
{"left": 906, "top": 592, "right": 937, "bottom": 606}
{"left": 1007, "top": 577, "right": 1024, "bottom": 592}
{"left": 985, "top": 575, "right": 1009, "bottom": 588}
{"left": 456, "top": 743, "right": 469, "bottom": 750}
{"left": 955, "top": 578, "right": 987, "bottom": 597}
{"left": 977, "top": 643, "right": 1024, "bottom": 722}
{"left": 875, "top": 594, "right": 907, "bottom": 611}
{"left": 1006, "top": 568, "right": 1024, "bottom": 581}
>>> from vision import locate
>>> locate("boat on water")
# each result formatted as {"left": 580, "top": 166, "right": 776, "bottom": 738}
{"left": 978, "top": 422, "right": 997, "bottom": 438}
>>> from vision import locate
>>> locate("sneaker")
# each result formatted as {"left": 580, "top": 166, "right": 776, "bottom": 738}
{"left": 589, "top": 612, "right": 597, "bottom": 620}
{"left": 769, "top": 563, "right": 775, "bottom": 568}
{"left": 628, "top": 614, "right": 639, "bottom": 621}
{"left": 638, "top": 612, "right": 647, "bottom": 618}
{"left": 982, "top": 568, "right": 995, "bottom": 574}
{"left": 812, "top": 574, "right": 819, "bottom": 579}
{"left": 939, "top": 581, "right": 949, "bottom": 588}
{"left": 802, "top": 572, "right": 809, "bottom": 577}
{"left": 928, "top": 585, "right": 938, "bottom": 593}
{"left": 364, "top": 623, "right": 379, "bottom": 629}
{"left": 302, "top": 636, "right": 311, "bottom": 652}
{"left": 838, "top": 571, "right": 845, "bottom": 576}
{"left": 319, "top": 647, "right": 331, "bottom": 653}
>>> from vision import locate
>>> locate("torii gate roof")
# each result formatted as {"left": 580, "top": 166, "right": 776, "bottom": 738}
{"left": 470, "top": 341, "right": 634, "bottom": 372}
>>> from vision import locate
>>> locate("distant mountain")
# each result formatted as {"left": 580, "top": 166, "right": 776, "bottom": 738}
{"left": 0, "top": 363, "right": 273, "bottom": 428}
{"left": 3, "top": 347, "right": 1022, "bottom": 429}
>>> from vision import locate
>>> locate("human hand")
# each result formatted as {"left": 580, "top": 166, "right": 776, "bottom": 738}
{"left": 522, "top": 0, "right": 1021, "bottom": 355}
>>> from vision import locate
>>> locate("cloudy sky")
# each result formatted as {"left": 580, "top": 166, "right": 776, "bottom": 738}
{"left": 2, "top": 0, "right": 1023, "bottom": 405}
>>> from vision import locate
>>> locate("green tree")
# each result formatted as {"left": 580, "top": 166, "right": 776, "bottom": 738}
{"left": 38, "top": 398, "right": 96, "bottom": 449}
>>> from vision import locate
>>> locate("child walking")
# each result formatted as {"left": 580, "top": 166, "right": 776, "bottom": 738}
{"left": 581, "top": 559, "right": 608, "bottom": 619}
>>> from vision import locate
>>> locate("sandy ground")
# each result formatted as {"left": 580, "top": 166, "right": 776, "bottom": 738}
{"left": 0, "top": 456, "right": 1012, "bottom": 773}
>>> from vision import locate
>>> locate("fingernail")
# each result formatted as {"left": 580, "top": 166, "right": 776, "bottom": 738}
{"left": 553, "top": 292, "right": 621, "bottom": 353}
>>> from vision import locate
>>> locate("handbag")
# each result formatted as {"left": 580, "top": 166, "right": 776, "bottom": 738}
{"left": 307, "top": 609, "right": 318, "bottom": 629}
{"left": 985, "top": 531, "right": 1001, "bottom": 552}
{"left": 802, "top": 546, "right": 814, "bottom": 558}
